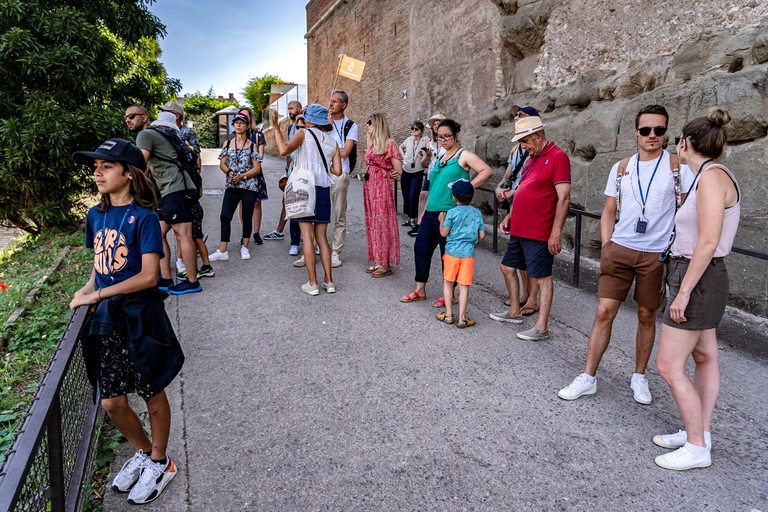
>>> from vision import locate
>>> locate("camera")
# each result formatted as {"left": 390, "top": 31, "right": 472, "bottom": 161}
{"left": 410, "top": 162, "right": 415, "bottom": 169}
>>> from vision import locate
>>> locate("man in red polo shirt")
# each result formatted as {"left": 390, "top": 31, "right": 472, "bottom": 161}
{"left": 490, "top": 116, "right": 571, "bottom": 341}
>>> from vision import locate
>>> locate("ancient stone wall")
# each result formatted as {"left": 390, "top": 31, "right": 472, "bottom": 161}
{"left": 477, "top": 0, "right": 768, "bottom": 316}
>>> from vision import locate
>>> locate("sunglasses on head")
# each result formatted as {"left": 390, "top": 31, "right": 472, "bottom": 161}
{"left": 124, "top": 113, "right": 143, "bottom": 120}
{"left": 366, "top": 120, "right": 372, "bottom": 125}
{"left": 637, "top": 126, "right": 667, "bottom": 137}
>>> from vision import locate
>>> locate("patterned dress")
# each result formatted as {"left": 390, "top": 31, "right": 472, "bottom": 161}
{"left": 364, "top": 139, "right": 402, "bottom": 265}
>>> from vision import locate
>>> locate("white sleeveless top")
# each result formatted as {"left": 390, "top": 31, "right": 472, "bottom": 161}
{"left": 671, "top": 164, "right": 740, "bottom": 258}
{"left": 296, "top": 127, "right": 338, "bottom": 187}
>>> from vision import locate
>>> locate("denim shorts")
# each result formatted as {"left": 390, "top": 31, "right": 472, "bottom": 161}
{"left": 297, "top": 186, "right": 331, "bottom": 224}
{"left": 501, "top": 235, "right": 554, "bottom": 278}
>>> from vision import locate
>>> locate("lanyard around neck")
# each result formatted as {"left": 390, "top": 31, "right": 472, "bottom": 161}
{"left": 333, "top": 118, "right": 346, "bottom": 142}
{"left": 635, "top": 153, "right": 663, "bottom": 214}
{"left": 519, "top": 142, "right": 552, "bottom": 184}
{"left": 101, "top": 200, "right": 134, "bottom": 282}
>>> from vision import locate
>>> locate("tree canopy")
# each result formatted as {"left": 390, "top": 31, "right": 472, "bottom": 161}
{"left": 243, "top": 74, "right": 285, "bottom": 122}
{"left": 0, "top": 0, "right": 179, "bottom": 234}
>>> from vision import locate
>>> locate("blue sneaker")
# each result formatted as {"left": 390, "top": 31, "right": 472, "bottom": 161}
{"left": 157, "top": 278, "right": 174, "bottom": 291}
{"left": 176, "top": 270, "right": 188, "bottom": 281}
{"left": 168, "top": 280, "right": 202, "bottom": 295}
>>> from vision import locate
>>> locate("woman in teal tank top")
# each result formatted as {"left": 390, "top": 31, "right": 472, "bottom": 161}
{"left": 400, "top": 119, "right": 493, "bottom": 305}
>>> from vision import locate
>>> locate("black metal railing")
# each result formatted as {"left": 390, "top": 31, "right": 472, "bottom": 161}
{"left": 0, "top": 306, "right": 102, "bottom": 512}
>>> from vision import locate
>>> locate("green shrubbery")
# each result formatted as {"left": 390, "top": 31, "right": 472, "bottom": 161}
{"left": 183, "top": 89, "right": 238, "bottom": 148}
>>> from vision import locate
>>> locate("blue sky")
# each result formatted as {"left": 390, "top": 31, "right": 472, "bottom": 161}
{"left": 148, "top": 0, "right": 308, "bottom": 104}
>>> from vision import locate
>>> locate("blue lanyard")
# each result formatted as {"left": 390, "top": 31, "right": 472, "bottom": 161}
{"left": 333, "top": 119, "right": 345, "bottom": 143}
{"left": 101, "top": 201, "right": 134, "bottom": 282}
{"left": 636, "top": 154, "right": 662, "bottom": 214}
{"left": 518, "top": 142, "right": 552, "bottom": 184}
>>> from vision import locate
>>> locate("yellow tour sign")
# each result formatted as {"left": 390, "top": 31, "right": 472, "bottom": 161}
{"left": 337, "top": 55, "right": 366, "bottom": 82}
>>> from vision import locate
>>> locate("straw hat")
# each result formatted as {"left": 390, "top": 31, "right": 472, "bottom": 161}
{"left": 511, "top": 116, "right": 545, "bottom": 142}
{"left": 428, "top": 113, "right": 446, "bottom": 124}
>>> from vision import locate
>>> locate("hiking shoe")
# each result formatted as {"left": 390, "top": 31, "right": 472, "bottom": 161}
{"left": 112, "top": 450, "right": 149, "bottom": 492}
{"left": 127, "top": 456, "right": 177, "bottom": 504}
{"left": 654, "top": 443, "right": 711, "bottom": 471}
{"left": 631, "top": 374, "right": 652, "bottom": 405}
{"left": 168, "top": 280, "right": 202, "bottom": 295}
{"left": 176, "top": 270, "right": 188, "bottom": 281}
{"left": 489, "top": 311, "right": 523, "bottom": 324}
{"left": 293, "top": 255, "right": 306, "bottom": 267}
{"left": 653, "top": 430, "right": 711, "bottom": 450}
{"left": 240, "top": 245, "right": 251, "bottom": 260}
{"left": 175, "top": 259, "right": 185, "bottom": 273}
{"left": 157, "top": 278, "right": 174, "bottom": 291}
{"left": 209, "top": 250, "right": 228, "bottom": 261}
{"left": 289, "top": 245, "right": 299, "bottom": 256}
{"left": 517, "top": 326, "right": 550, "bottom": 341}
{"left": 263, "top": 230, "right": 284, "bottom": 240}
{"left": 322, "top": 281, "right": 336, "bottom": 293}
{"left": 253, "top": 233, "right": 263, "bottom": 245}
{"left": 558, "top": 374, "right": 597, "bottom": 400}
{"left": 301, "top": 282, "right": 320, "bottom": 296}
{"left": 197, "top": 265, "right": 215, "bottom": 278}
{"left": 331, "top": 251, "right": 342, "bottom": 268}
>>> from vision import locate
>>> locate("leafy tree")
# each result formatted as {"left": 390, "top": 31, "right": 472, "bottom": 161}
{"left": 182, "top": 88, "right": 238, "bottom": 148}
{"left": 243, "top": 74, "right": 285, "bottom": 122}
{"left": 0, "top": 0, "right": 179, "bottom": 235}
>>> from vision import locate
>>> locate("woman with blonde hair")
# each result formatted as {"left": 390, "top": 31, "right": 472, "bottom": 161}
{"left": 654, "top": 107, "right": 740, "bottom": 471}
{"left": 363, "top": 113, "right": 403, "bottom": 277}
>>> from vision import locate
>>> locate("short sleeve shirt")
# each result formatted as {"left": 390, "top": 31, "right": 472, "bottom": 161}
{"left": 402, "top": 135, "right": 428, "bottom": 172}
{"left": 444, "top": 205, "right": 485, "bottom": 258}
{"left": 218, "top": 141, "right": 263, "bottom": 192}
{"left": 604, "top": 151, "right": 695, "bottom": 252}
{"left": 330, "top": 117, "right": 358, "bottom": 174}
{"left": 136, "top": 129, "right": 186, "bottom": 197}
{"left": 509, "top": 144, "right": 571, "bottom": 242}
{"left": 85, "top": 204, "right": 164, "bottom": 291}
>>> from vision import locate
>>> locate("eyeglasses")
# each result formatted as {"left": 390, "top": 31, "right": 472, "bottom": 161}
{"left": 124, "top": 113, "right": 144, "bottom": 120}
{"left": 637, "top": 126, "right": 667, "bottom": 137}
{"left": 438, "top": 134, "right": 454, "bottom": 141}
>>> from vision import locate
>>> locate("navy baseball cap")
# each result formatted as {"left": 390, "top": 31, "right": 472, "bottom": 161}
{"left": 72, "top": 138, "right": 147, "bottom": 170}
{"left": 512, "top": 105, "right": 540, "bottom": 117}
{"left": 449, "top": 179, "right": 474, "bottom": 201}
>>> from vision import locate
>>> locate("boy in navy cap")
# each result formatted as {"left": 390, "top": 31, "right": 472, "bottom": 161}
{"left": 437, "top": 179, "right": 486, "bottom": 328}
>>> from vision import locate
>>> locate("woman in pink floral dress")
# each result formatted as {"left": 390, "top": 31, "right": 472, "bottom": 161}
{"left": 363, "top": 113, "right": 403, "bottom": 277}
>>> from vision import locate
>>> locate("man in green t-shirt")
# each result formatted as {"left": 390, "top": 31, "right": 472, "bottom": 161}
{"left": 130, "top": 108, "right": 201, "bottom": 295}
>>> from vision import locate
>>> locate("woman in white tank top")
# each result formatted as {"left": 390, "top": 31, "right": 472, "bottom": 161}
{"left": 653, "top": 108, "right": 740, "bottom": 471}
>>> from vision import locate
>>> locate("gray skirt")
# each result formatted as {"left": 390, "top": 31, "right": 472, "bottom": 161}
{"left": 662, "top": 257, "right": 729, "bottom": 330}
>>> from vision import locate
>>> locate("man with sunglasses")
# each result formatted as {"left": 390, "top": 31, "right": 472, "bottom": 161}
{"left": 125, "top": 105, "right": 149, "bottom": 133}
{"left": 558, "top": 105, "right": 694, "bottom": 404}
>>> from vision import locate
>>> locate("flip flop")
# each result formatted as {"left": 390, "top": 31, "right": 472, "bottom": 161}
{"left": 457, "top": 317, "right": 476, "bottom": 328}
{"left": 432, "top": 297, "right": 459, "bottom": 308}
{"left": 366, "top": 265, "right": 381, "bottom": 273}
{"left": 504, "top": 299, "right": 528, "bottom": 307}
{"left": 436, "top": 311, "right": 454, "bottom": 324}
{"left": 372, "top": 267, "right": 392, "bottom": 278}
{"left": 522, "top": 306, "right": 538, "bottom": 317}
{"left": 400, "top": 290, "right": 426, "bottom": 303}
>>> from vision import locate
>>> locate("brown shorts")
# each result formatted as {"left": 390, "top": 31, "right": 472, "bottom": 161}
{"left": 598, "top": 241, "right": 664, "bottom": 310}
{"left": 662, "top": 257, "right": 729, "bottom": 330}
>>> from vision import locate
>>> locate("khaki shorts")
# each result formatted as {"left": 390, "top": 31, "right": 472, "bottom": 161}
{"left": 662, "top": 257, "right": 729, "bottom": 330}
{"left": 598, "top": 241, "right": 664, "bottom": 310}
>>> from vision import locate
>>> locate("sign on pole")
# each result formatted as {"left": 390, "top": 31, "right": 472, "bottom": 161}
{"left": 337, "top": 54, "right": 366, "bottom": 82}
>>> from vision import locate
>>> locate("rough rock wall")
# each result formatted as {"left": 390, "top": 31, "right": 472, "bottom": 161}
{"left": 477, "top": 0, "right": 768, "bottom": 316}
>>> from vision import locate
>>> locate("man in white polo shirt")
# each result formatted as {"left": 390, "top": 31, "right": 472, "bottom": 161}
{"left": 558, "top": 105, "right": 695, "bottom": 404}
{"left": 328, "top": 90, "right": 358, "bottom": 268}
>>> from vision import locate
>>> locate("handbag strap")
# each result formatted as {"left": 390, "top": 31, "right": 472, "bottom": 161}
{"left": 306, "top": 128, "right": 331, "bottom": 177}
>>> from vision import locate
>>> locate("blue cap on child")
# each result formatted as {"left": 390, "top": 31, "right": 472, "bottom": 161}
{"left": 448, "top": 179, "right": 474, "bottom": 202}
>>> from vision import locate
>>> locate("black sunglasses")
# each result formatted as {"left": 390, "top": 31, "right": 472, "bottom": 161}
{"left": 366, "top": 120, "right": 372, "bottom": 126}
{"left": 675, "top": 136, "right": 685, "bottom": 146}
{"left": 637, "top": 126, "right": 667, "bottom": 137}
{"left": 123, "top": 113, "right": 144, "bottom": 120}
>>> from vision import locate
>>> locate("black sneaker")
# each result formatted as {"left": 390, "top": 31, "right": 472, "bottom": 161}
{"left": 407, "top": 224, "right": 419, "bottom": 237}
{"left": 157, "top": 277, "right": 174, "bottom": 291}
{"left": 253, "top": 233, "right": 263, "bottom": 245}
{"left": 176, "top": 270, "right": 188, "bottom": 281}
{"left": 168, "top": 280, "right": 202, "bottom": 295}
{"left": 197, "top": 265, "right": 215, "bottom": 278}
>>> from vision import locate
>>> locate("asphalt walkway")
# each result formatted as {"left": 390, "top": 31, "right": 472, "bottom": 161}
{"left": 105, "top": 149, "right": 768, "bottom": 511}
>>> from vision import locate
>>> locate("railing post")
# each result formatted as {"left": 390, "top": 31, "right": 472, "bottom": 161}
{"left": 47, "top": 396, "right": 65, "bottom": 512}
{"left": 492, "top": 194, "right": 499, "bottom": 254}
{"left": 573, "top": 213, "right": 582, "bottom": 287}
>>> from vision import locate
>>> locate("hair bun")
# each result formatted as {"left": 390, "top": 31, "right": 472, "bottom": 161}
{"left": 708, "top": 107, "right": 731, "bottom": 127}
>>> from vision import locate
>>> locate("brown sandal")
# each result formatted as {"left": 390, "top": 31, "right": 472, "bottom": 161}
{"left": 457, "top": 317, "right": 476, "bottom": 328}
{"left": 437, "top": 311, "right": 454, "bottom": 324}
{"left": 371, "top": 266, "right": 392, "bottom": 278}
{"left": 366, "top": 265, "right": 381, "bottom": 273}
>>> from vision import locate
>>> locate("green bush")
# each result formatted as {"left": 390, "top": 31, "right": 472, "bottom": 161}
{"left": 183, "top": 89, "right": 238, "bottom": 149}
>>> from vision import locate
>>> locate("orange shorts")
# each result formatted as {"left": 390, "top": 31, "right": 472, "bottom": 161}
{"left": 442, "top": 253, "right": 475, "bottom": 286}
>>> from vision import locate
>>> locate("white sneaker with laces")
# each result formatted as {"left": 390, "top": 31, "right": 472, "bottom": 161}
{"left": 558, "top": 373, "right": 597, "bottom": 400}
{"left": 653, "top": 430, "right": 712, "bottom": 450}
{"left": 301, "top": 282, "right": 320, "bottom": 296}
{"left": 631, "top": 373, "right": 652, "bottom": 404}
{"left": 240, "top": 245, "right": 251, "bottom": 260}
{"left": 175, "top": 259, "right": 185, "bottom": 273}
{"left": 331, "top": 251, "right": 342, "bottom": 268}
{"left": 322, "top": 281, "right": 336, "bottom": 293}
{"left": 111, "top": 450, "right": 149, "bottom": 492}
{"left": 293, "top": 255, "right": 306, "bottom": 267}
{"left": 655, "top": 442, "right": 711, "bottom": 471}
{"left": 127, "top": 456, "right": 177, "bottom": 504}
{"left": 289, "top": 245, "right": 299, "bottom": 256}
{"left": 209, "top": 250, "right": 229, "bottom": 261}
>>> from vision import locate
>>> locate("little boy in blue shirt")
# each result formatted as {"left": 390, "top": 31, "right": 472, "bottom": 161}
{"left": 437, "top": 179, "right": 486, "bottom": 328}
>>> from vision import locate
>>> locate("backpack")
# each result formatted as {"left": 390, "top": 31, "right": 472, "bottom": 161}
{"left": 147, "top": 126, "right": 203, "bottom": 195}
{"left": 615, "top": 152, "right": 680, "bottom": 222}
{"left": 343, "top": 119, "right": 357, "bottom": 172}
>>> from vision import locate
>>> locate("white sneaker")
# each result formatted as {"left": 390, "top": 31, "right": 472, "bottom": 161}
{"left": 209, "top": 250, "right": 229, "bottom": 261}
{"left": 322, "top": 281, "right": 336, "bottom": 293}
{"left": 631, "top": 374, "right": 652, "bottom": 404}
{"left": 301, "top": 282, "right": 320, "bottom": 296}
{"left": 127, "top": 456, "right": 177, "bottom": 504}
{"left": 240, "top": 245, "right": 251, "bottom": 260}
{"left": 558, "top": 373, "right": 597, "bottom": 400}
{"left": 653, "top": 430, "right": 712, "bottom": 450}
{"left": 289, "top": 245, "right": 299, "bottom": 256}
{"left": 111, "top": 450, "right": 149, "bottom": 492}
{"left": 175, "top": 258, "right": 185, "bottom": 273}
{"left": 654, "top": 443, "right": 711, "bottom": 471}
{"left": 331, "top": 251, "right": 342, "bottom": 268}
{"left": 293, "top": 255, "right": 306, "bottom": 267}
{"left": 315, "top": 246, "right": 320, "bottom": 255}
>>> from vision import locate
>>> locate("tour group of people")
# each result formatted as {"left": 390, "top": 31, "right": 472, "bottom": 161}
{"left": 67, "top": 91, "right": 741, "bottom": 504}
